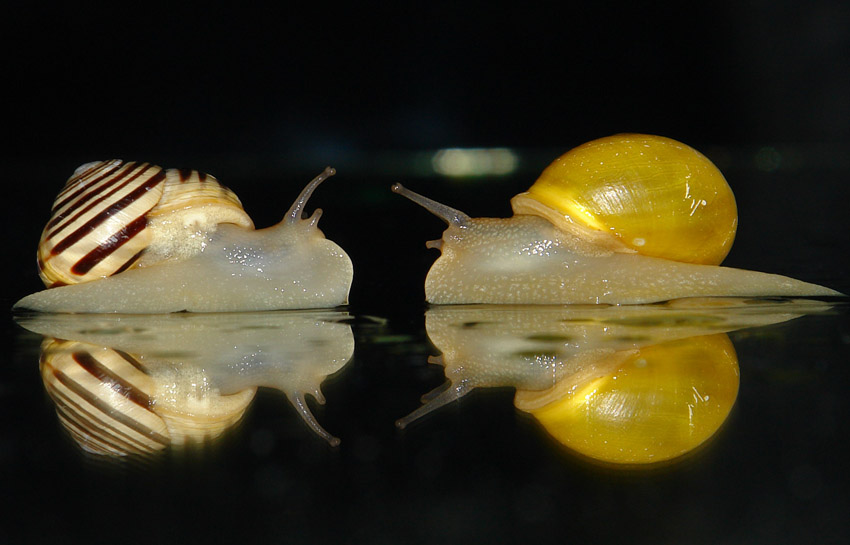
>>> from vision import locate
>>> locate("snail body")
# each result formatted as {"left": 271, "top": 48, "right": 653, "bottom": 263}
{"left": 15, "top": 162, "right": 353, "bottom": 313}
{"left": 393, "top": 134, "right": 840, "bottom": 304}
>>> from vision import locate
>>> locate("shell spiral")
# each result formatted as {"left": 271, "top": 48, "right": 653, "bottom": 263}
{"left": 37, "top": 160, "right": 252, "bottom": 287}
{"left": 511, "top": 134, "right": 738, "bottom": 265}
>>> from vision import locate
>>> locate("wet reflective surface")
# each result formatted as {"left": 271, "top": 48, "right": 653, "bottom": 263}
{"left": 4, "top": 296, "right": 849, "bottom": 544}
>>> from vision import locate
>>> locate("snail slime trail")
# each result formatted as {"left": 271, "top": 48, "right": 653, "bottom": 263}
{"left": 394, "top": 134, "right": 841, "bottom": 304}
{"left": 15, "top": 163, "right": 354, "bottom": 313}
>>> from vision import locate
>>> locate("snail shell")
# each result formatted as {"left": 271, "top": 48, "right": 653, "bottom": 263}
{"left": 16, "top": 163, "right": 353, "bottom": 313}
{"left": 392, "top": 134, "right": 840, "bottom": 304}
{"left": 38, "top": 160, "right": 253, "bottom": 287}
{"left": 510, "top": 134, "right": 737, "bottom": 265}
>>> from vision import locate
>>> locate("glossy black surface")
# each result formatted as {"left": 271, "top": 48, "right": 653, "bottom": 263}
{"left": 3, "top": 298, "right": 850, "bottom": 545}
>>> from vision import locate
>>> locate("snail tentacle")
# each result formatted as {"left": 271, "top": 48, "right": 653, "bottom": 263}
{"left": 392, "top": 183, "right": 470, "bottom": 227}
{"left": 395, "top": 379, "right": 471, "bottom": 429}
{"left": 286, "top": 167, "right": 336, "bottom": 224}
{"left": 289, "top": 391, "right": 340, "bottom": 447}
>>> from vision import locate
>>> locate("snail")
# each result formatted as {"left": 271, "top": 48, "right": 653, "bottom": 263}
{"left": 14, "top": 161, "right": 353, "bottom": 313}
{"left": 392, "top": 134, "right": 841, "bottom": 304}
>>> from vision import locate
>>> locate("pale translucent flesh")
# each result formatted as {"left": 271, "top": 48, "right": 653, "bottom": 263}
{"left": 422, "top": 215, "right": 839, "bottom": 304}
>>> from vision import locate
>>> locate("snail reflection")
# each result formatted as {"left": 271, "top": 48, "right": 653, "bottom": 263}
{"left": 399, "top": 298, "right": 832, "bottom": 465}
{"left": 18, "top": 310, "right": 354, "bottom": 459}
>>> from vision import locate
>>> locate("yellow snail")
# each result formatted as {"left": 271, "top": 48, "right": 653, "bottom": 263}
{"left": 14, "top": 160, "right": 353, "bottom": 313}
{"left": 393, "top": 134, "right": 841, "bottom": 304}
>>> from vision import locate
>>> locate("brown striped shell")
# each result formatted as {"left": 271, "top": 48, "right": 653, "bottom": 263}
{"left": 37, "top": 160, "right": 254, "bottom": 287}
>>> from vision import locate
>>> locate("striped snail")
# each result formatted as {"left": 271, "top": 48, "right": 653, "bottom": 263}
{"left": 393, "top": 134, "right": 841, "bottom": 304}
{"left": 14, "top": 161, "right": 353, "bottom": 313}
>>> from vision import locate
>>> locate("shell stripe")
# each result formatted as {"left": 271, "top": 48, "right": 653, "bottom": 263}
{"left": 46, "top": 162, "right": 158, "bottom": 239}
{"left": 70, "top": 215, "right": 147, "bottom": 275}
{"left": 51, "top": 160, "right": 127, "bottom": 215}
{"left": 110, "top": 248, "right": 147, "bottom": 276}
{"left": 47, "top": 169, "right": 163, "bottom": 253}
{"left": 177, "top": 168, "right": 208, "bottom": 183}
{"left": 115, "top": 348, "right": 147, "bottom": 372}
{"left": 46, "top": 365, "right": 170, "bottom": 447}
{"left": 72, "top": 351, "right": 154, "bottom": 408}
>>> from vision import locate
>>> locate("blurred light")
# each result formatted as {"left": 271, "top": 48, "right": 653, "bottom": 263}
{"left": 431, "top": 148, "right": 519, "bottom": 178}
{"left": 755, "top": 146, "right": 782, "bottom": 172}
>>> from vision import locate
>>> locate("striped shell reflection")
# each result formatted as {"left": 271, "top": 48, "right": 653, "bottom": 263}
{"left": 40, "top": 339, "right": 169, "bottom": 457}
{"left": 40, "top": 339, "right": 255, "bottom": 459}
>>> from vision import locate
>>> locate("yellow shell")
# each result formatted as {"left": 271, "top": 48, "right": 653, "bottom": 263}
{"left": 510, "top": 134, "right": 738, "bottom": 265}
{"left": 515, "top": 334, "right": 740, "bottom": 465}
{"left": 37, "top": 160, "right": 253, "bottom": 287}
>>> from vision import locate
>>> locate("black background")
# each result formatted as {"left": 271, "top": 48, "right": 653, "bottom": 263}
{"left": 2, "top": 2, "right": 849, "bottom": 544}
{"left": 3, "top": 1, "right": 849, "bottom": 308}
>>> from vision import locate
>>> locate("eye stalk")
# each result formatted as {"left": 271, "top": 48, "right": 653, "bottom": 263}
{"left": 286, "top": 166, "right": 336, "bottom": 224}
{"left": 392, "top": 183, "right": 470, "bottom": 227}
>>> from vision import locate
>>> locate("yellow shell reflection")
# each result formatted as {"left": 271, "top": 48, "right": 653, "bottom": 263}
{"left": 400, "top": 298, "right": 831, "bottom": 466}
{"left": 19, "top": 310, "right": 354, "bottom": 460}
{"left": 515, "top": 334, "right": 739, "bottom": 464}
